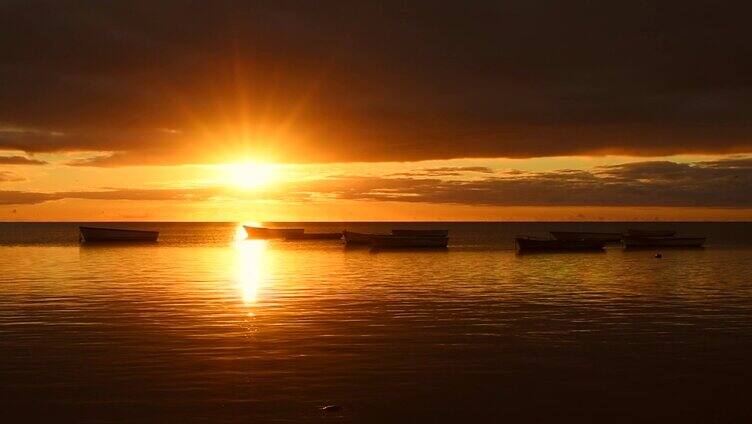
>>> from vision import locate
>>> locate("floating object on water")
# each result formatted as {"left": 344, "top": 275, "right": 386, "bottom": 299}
{"left": 622, "top": 236, "right": 705, "bottom": 248}
{"left": 79, "top": 226, "right": 158, "bottom": 243}
{"left": 391, "top": 229, "right": 449, "bottom": 237}
{"left": 284, "top": 232, "right": 342, "bottom": 240}
{"left": 515, "top": 236, "right": 606, "bottom": 252}
{"left": 342, "top": 230, "right": 449, "bottom": 248}
{"left": 342, "top": 230, "right": 381, "bottom": 245}
{"left": 320, "top": 405, "right": 342, "bottom": 413}
{"left": 243, "top": 226, "right": 304, "bottom": 239}
{"left": 371, "top": 234, "right": 449, "bottom": 249}
{"left": 550, "top": 231, "right": 622, "bottom": 243}
{"left": 626, "top": 229, "right": 676, "bottom": 238}
{"left": 655, "top": 253, "right": 663, "bottom": 258}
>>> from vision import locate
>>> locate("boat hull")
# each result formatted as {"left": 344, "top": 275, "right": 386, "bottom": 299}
{"left": 515, "top": 237, "right": 605, "bottom": 252}
{"left": 79, "top": 226, "right": 158, "bottom": 243}
{"left": 622, "top": 236, "right": 705, "bottom": 248}
{"left": 342, "top": 231, "right": 378, "bottom": 245}
{"left": 550, "top": 231, "right": 622, "bottom": 243}
{"left": 244, "top": 226, "right": 304, "bottom": 239}
{"left": 285, "top": 232, "right": 343, "bottom": 240}
{"left": 371, "top": 235, "right": 449, "bottom": 248}
{"left": 626, "top": 229, "right": 676, "bottom": 237}
{"left": 391, "top": 229, "right": 449, "bottom": 237}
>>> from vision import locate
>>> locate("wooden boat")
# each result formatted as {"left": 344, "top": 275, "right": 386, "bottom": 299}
{"left": 371, "top": 235, "right": 449, "bottom": 248}
{"left": 626, "top": 229, "right": 676, "bottom": 238}
{"left": 550, "top": 231, "right": 622, "bottom": 243}
{"left": 515, "top": 237, "right": 605, "bottom": 252}
{"left": 79, "top": 226, "right": 158, "bottom": 243}
{"left": 391, "top": 229, "right": 449, "bottom": 237}
{"left": 285, "top": 232, "right": 343, "bottom": 240}
{"left": 622, "top": 236, "right": 705, "bottom": 248}
{"left": 243, "top": 226, "right": 304, "bottom": 239}
{"left": 342, "top": 230, "right": 379, "bottom": 245}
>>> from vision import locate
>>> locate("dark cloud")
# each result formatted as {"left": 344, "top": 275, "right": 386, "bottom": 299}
{"left": 389, "top": 166, "right": 494, "bottom": 177}
{"left": 0, "top": 155, "right": 47, "bottom": 165}
{"left": 1, "top": 1, "right": 751, "bottom": 165}
{"left": 2, "top": 158, "right": 751, "bottom": 206}
{"left": 695, "top": 158, "right": 752, "bottom": 169}
{"left": 62, "top": 187, "right": 222, "bottom": 202}
{"left": 289, "top": 158, "right": 752, "bottom": 206}
{"left": 0, "top": 190, "right": 53, "bottom": 204}
{"left": 424, "top": 167, "right": 493, "bottom": 174}
{"left": 0, "top": 187, "right": 223, "bottom": 205}
{"left": 0, "top": 171, "right": 25, "bottom": 182}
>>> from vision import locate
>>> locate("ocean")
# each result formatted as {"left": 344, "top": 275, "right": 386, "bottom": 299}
{"left": 1, "top": 222, "right": 752, "bottom": 422}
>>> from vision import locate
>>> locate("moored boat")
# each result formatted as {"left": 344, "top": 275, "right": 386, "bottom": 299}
{"left": 342, "top": 230, "right": 379, "bottom": 245}
{"left": 626, "top": 229, "right": 676, "bottom": 238}
{"left": 550, "top": 231, "right": 622, "bottom": 243}
{"left": 285, "top": 232, "right": 343, "bottom": 240}
{"left": 622, "top": 236, "right": 705, "bottom": 248}
{"left": 371, "top": 235, "right": 449, "bottom": 249}
{"left": 515, "top": 237, "right": 605, "bottom": 252}
{"left": 79, "top": 226, "right": 159, "bottom": 243}
{"left": 244, "top": 226, "right": 304, "bottom": 239}
{"left": 391, "top": 229, "right": 449, "bottom": 237}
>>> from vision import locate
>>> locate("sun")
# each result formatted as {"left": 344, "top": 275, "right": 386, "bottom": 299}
{"left": 222, "top": 162, "right": 279, "bottom": 190}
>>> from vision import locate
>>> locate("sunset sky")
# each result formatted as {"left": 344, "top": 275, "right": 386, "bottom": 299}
{"left": 1, "top": 1, "right": 751, "bottom": 221}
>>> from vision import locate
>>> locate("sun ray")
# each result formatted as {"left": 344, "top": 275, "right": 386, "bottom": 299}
{"left": 220, "top": 162, "right": 279, "bottom": 190}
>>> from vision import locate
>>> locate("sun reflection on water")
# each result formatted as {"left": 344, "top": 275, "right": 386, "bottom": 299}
{"left": 233, "top": 227, "right": 271, "bottom": 306}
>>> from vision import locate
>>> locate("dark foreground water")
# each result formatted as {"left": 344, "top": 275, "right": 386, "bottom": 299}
{"left": 1, "top": 222, "right": 752, "bottom": 423}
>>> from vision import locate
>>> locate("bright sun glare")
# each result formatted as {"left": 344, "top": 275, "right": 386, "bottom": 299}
{"left": 233, "top": 236, "right": 270, "bottom": 305}
{"left": 222, "top": 162, "right": 279, "bottom": 189}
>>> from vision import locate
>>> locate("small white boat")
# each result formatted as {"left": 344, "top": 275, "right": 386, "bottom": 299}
{"left": 626, "top": 229, "right": 676, "bottom": 238}
{"left": 622, "top": 236, "right": 705, "bottom": 248}
{"left": 391, "top": 229, "right": 449, "bottom": 237}
{"left": 371, "top": 234, "right": 449, "bottom": 249}
{"left": 243, "top": 226, "right": 304, "bottom": 239}
{"left": 550, "top": 231, "right": 622, "bottom": 243}
{"left": 79, "top": 226, "right": 159, "bottom": 243}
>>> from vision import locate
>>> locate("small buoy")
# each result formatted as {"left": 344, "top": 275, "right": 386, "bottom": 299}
{"left": 655, "top": 253, "right": 662, "bottom": 258}
{"left": 321, "top": 405, "right": 343, "bottom": 413}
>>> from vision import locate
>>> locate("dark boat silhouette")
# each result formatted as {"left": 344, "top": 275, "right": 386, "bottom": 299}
{"left": 79, "top": 226, "right": 158, "bottom": 243}
{"left": 342, "top": 230, "right": 380, "bottom": 245}
{"left": 285, "top": 232, "right": 343, "bottom": 240}
{"left": 343, "top": 230, "right": 449, "bottom": 248}
{"left": 391, "top": 229, "right": 449, "bottom": 237}
{"left": 622, "top": 236, "right": 705, "bottom": 248}
{"left": 550, "top": 231, "right": 622, "bottom": 243}
{"left": 243, "top": 226, "right": 304, "bottom": 239}
{"left": 626, "top": 229, "right": 676, "bottom": 237}
{"left": 515, "top": 236, "right": 606, "bottom": 252}
{"left": 371, "top": 234, "right": 449, "bottom": 248}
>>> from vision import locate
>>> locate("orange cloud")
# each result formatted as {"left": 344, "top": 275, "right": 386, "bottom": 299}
{"left": 2, "top": 158, "right": 751, "bottom": 207}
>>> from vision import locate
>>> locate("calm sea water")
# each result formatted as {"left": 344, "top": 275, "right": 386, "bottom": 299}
{"left": 1, "top": 222, "right": 752, "bottom": 423}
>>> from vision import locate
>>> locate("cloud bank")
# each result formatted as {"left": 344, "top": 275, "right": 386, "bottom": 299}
{"left": 0, "top": 155, "right": 46, "bottom": 165}
{"left": 0, "top": 172, "right": 25, "bottom": 183}
{"left": 1, "top": 1, "right": 751, "bottom": 165}
{"left": 2, "top": 158, "right": 750, "bottom": 207}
